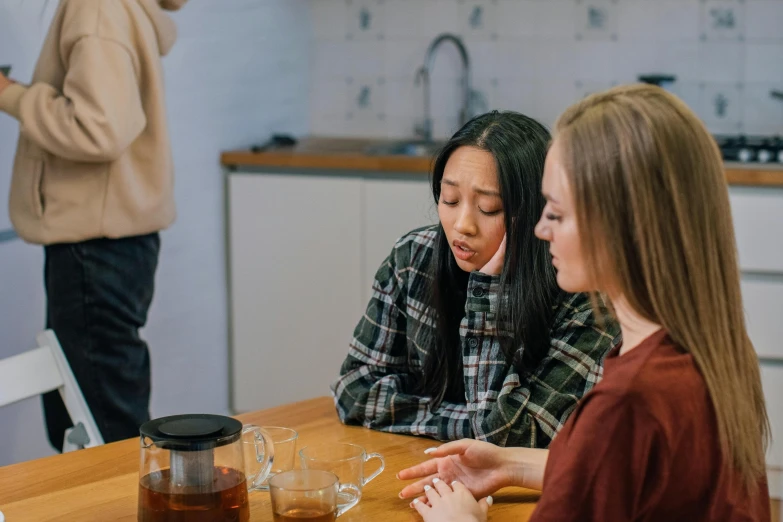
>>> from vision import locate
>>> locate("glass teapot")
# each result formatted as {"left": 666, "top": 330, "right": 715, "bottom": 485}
{"left": 137, "top": 414, "right": 274, "bottom": 522}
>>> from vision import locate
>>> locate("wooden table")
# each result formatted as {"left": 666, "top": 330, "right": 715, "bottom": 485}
{"left": 0, "top": 397, "right": 540, "bottom": 521}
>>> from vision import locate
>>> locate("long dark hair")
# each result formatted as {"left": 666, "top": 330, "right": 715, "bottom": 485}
{"left": 418, "top": 111, "right": 561, "bottom": 407}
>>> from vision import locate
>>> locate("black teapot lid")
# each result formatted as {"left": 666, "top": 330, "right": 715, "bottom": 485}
{"left": 140, "top": 414, "right": 242, "bottom": 451}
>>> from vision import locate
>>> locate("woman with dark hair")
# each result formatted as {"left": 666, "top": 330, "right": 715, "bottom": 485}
{"left": 330, "top": 111, "right": 620, "bottom": 448}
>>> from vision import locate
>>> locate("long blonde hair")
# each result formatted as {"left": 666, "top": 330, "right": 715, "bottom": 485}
{"left": 555, "top": 83, "right": 769, "bottom": 488}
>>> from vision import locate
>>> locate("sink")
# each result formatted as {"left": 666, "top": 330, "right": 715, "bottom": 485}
{"left": 364, "top": 140, "right": 446, "bottom": 158}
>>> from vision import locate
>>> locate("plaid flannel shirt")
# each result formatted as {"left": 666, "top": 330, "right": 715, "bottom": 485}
{"left": 330, "top": 225, "right": 620, "bottom": 448}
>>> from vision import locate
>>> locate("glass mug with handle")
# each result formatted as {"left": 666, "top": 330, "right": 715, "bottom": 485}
{"left": 243, "top": 426, "right": 298, "bottom": 490}
{"left": 270, "top": 469, "right": 361, "bottom": 521}
{"left": 299, "top": 443, "right": 385, "bottom": 505}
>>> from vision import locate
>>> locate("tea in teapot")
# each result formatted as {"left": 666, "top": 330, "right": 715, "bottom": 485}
{"left": 137, "top": 414, "right": 274, "bottom": 521}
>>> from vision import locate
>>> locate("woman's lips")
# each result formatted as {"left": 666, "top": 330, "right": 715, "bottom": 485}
{"left": 453, "top": 240, "right": 476, "bottom": 261}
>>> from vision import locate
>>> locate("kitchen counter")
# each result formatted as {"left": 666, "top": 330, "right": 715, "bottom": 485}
{"left": 221, "top": 137, "right": 435, "bottom": 174}
{"left": 221, "top": 137, "right": 783, "bottom": 187}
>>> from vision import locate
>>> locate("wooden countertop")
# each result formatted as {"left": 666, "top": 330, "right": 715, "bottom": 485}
{"left": 0, "top": 397, "right": 540, "bottom": 521}
{"left": 222, "top": 138, "right": 437, "bottom": 174}
{"left": 221, "top": 137, "right": 783, "bottom": 187}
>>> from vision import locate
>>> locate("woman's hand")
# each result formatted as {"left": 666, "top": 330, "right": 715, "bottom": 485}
{"left": 398, "top": 439, "right": 511, "bottom": 500}
{"left": 0, "top": 72, "right": 12, "bottom": 96}
{"left": 479, "top": 234, "right": 506, "bottom": 276}
{"left": 411, "top": 478, "right": 491, "bottom": 522}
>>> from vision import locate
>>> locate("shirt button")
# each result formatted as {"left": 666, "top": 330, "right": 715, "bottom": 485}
{"left": 468, "top": 337, "right": 479, "bottom": 348}
{"left": 472, "top": 287, "right": 485, "bottom": 298}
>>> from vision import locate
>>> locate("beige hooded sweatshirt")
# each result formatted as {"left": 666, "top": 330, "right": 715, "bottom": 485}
{"left": 0, "top": 0, "right": 188, "bottom": 245}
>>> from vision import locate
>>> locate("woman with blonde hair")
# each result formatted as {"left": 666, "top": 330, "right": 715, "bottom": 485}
{"left": 397, "top": 83, "right": 771, "bottom": 521}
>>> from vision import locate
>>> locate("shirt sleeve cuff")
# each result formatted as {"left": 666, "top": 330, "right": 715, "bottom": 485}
{"left": 0, "top": 82, "right": 27, "bottom": 120}
{"left": 466, "top": 272, "right": 501, "bottom": 314}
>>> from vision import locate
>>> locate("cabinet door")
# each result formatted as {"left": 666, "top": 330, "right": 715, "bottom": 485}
{"left": 730, "top": 187, "right": 783, "bottom": 273}
{"left": 742, "top": 277, "right": 783, "bottom": 360}
{"left": 761, "top": 363, "right": 783, "bottom": 499}
{"left": 228, "top": 172, "right": 363, "bottom": 412}
{"left": 362, "top": 177, "right": 437, "bottom": 303}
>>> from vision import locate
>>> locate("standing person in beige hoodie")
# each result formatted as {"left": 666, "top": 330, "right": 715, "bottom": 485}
{"left": 0, "top": 0, "right": 188, "bottom": 451}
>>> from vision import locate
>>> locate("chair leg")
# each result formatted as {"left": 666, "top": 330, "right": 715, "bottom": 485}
{"left": 62, "top": 423, "right": 91, "bottom": 452}
{"left": 40, "top": 330, "right": 105, "bottom": 448}
{"left": 62, "top": 427, "right": 79, "bottom": 452}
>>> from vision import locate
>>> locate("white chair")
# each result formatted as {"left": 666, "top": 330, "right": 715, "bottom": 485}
{"left": 0, "top": 329, "right": 104, "bottom": 451}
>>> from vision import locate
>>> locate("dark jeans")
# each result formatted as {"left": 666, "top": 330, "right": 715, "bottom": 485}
{"left": 42, "top": 233, "right": 160, "bottom": 451}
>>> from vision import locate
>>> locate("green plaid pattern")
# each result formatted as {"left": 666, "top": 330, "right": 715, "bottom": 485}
{"left": 331, "top": 225, "right": 620, "bottom": 448}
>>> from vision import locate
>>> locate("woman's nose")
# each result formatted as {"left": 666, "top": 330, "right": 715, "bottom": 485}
{"left": 534, "top": 217, "right": 550, "bottom": 241}
{"left": 454, "top": 209, "right": 477, "bottom": 236}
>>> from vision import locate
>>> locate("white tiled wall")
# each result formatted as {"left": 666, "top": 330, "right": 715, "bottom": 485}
{"left": 0, "top": 0, "right": 310, "bottom": 466}
{"left": 310, "top": 0, "right": 783, "bottom": 139}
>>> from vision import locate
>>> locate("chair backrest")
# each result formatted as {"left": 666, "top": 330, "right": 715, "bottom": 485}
{"left": 0, "top": 330, "right": 104, "bottom": 449}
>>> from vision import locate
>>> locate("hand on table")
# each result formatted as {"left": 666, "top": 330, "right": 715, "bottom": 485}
{"left": 398, "top": 439, "right": 511, "bottom": 501}
{"left": 411, "top": 478, "right": 491, "bottom": 522}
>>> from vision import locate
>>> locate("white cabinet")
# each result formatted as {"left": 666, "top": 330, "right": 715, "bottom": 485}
{"left": 742, "top": 277, "right": 783, "bottom": 360}
{"left": 228, "top": 171, "right": 438, "bottom": 412}
{"left": 362, "top": 177, "right": 437, "bottom": 302}
{"left": 761, "top": 364, "right": 783, "bottom": 500}
{"left": 729, "top": 186, "right": 783, "bottom": 498}
{"left": 730, "top": 187, "right": 783, "bottom": 273}
{"left": 228, "top": 172, "right": 363, "bottom": 412}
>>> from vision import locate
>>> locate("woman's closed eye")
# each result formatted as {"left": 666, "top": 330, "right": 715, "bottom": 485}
{"left": 441, "top": 200, "right": 502, "bottom": 216}
{"left": 545, "top": 212, "right": 562, "bottom": 222}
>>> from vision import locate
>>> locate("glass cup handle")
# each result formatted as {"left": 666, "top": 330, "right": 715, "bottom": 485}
{"left": 361, "top": 452, "right": 385, "bottom": 486}
{"left": 242, "top": 424, "right": 275, "bottom": 492}
{"left": 336, "top": 483, "right": 361, "bottom": 517}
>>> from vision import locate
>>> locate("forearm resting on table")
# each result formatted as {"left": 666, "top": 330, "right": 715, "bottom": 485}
{"left": 505, "top": 447, "right": 548, "bottom": 491}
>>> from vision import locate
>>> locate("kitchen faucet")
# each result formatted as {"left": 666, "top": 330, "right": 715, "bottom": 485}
{"left": 414, "top": 33, "right": 472, "bottom": 143}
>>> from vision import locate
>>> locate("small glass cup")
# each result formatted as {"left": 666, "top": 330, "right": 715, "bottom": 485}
{"left": 269, "top": 469, "right": 360, "bottom": 520}
{"left": 244, "top": 426, "right": 298, "bottom": 490}
{"left": 299, "top": 443, "right": 385, "bottom": 505}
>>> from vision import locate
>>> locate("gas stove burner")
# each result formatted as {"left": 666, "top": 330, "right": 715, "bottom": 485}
{"left": 714, "top": 135, "right": 783, "bottom": 164}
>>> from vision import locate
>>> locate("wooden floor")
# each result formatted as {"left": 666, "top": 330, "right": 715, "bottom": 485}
{"left": 774, "top": 499, "right": 780, "bottom": 522}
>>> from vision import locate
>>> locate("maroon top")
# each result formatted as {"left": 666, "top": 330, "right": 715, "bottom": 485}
{"left": 530, "top": 329, "right": 770, "bottom": 522}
